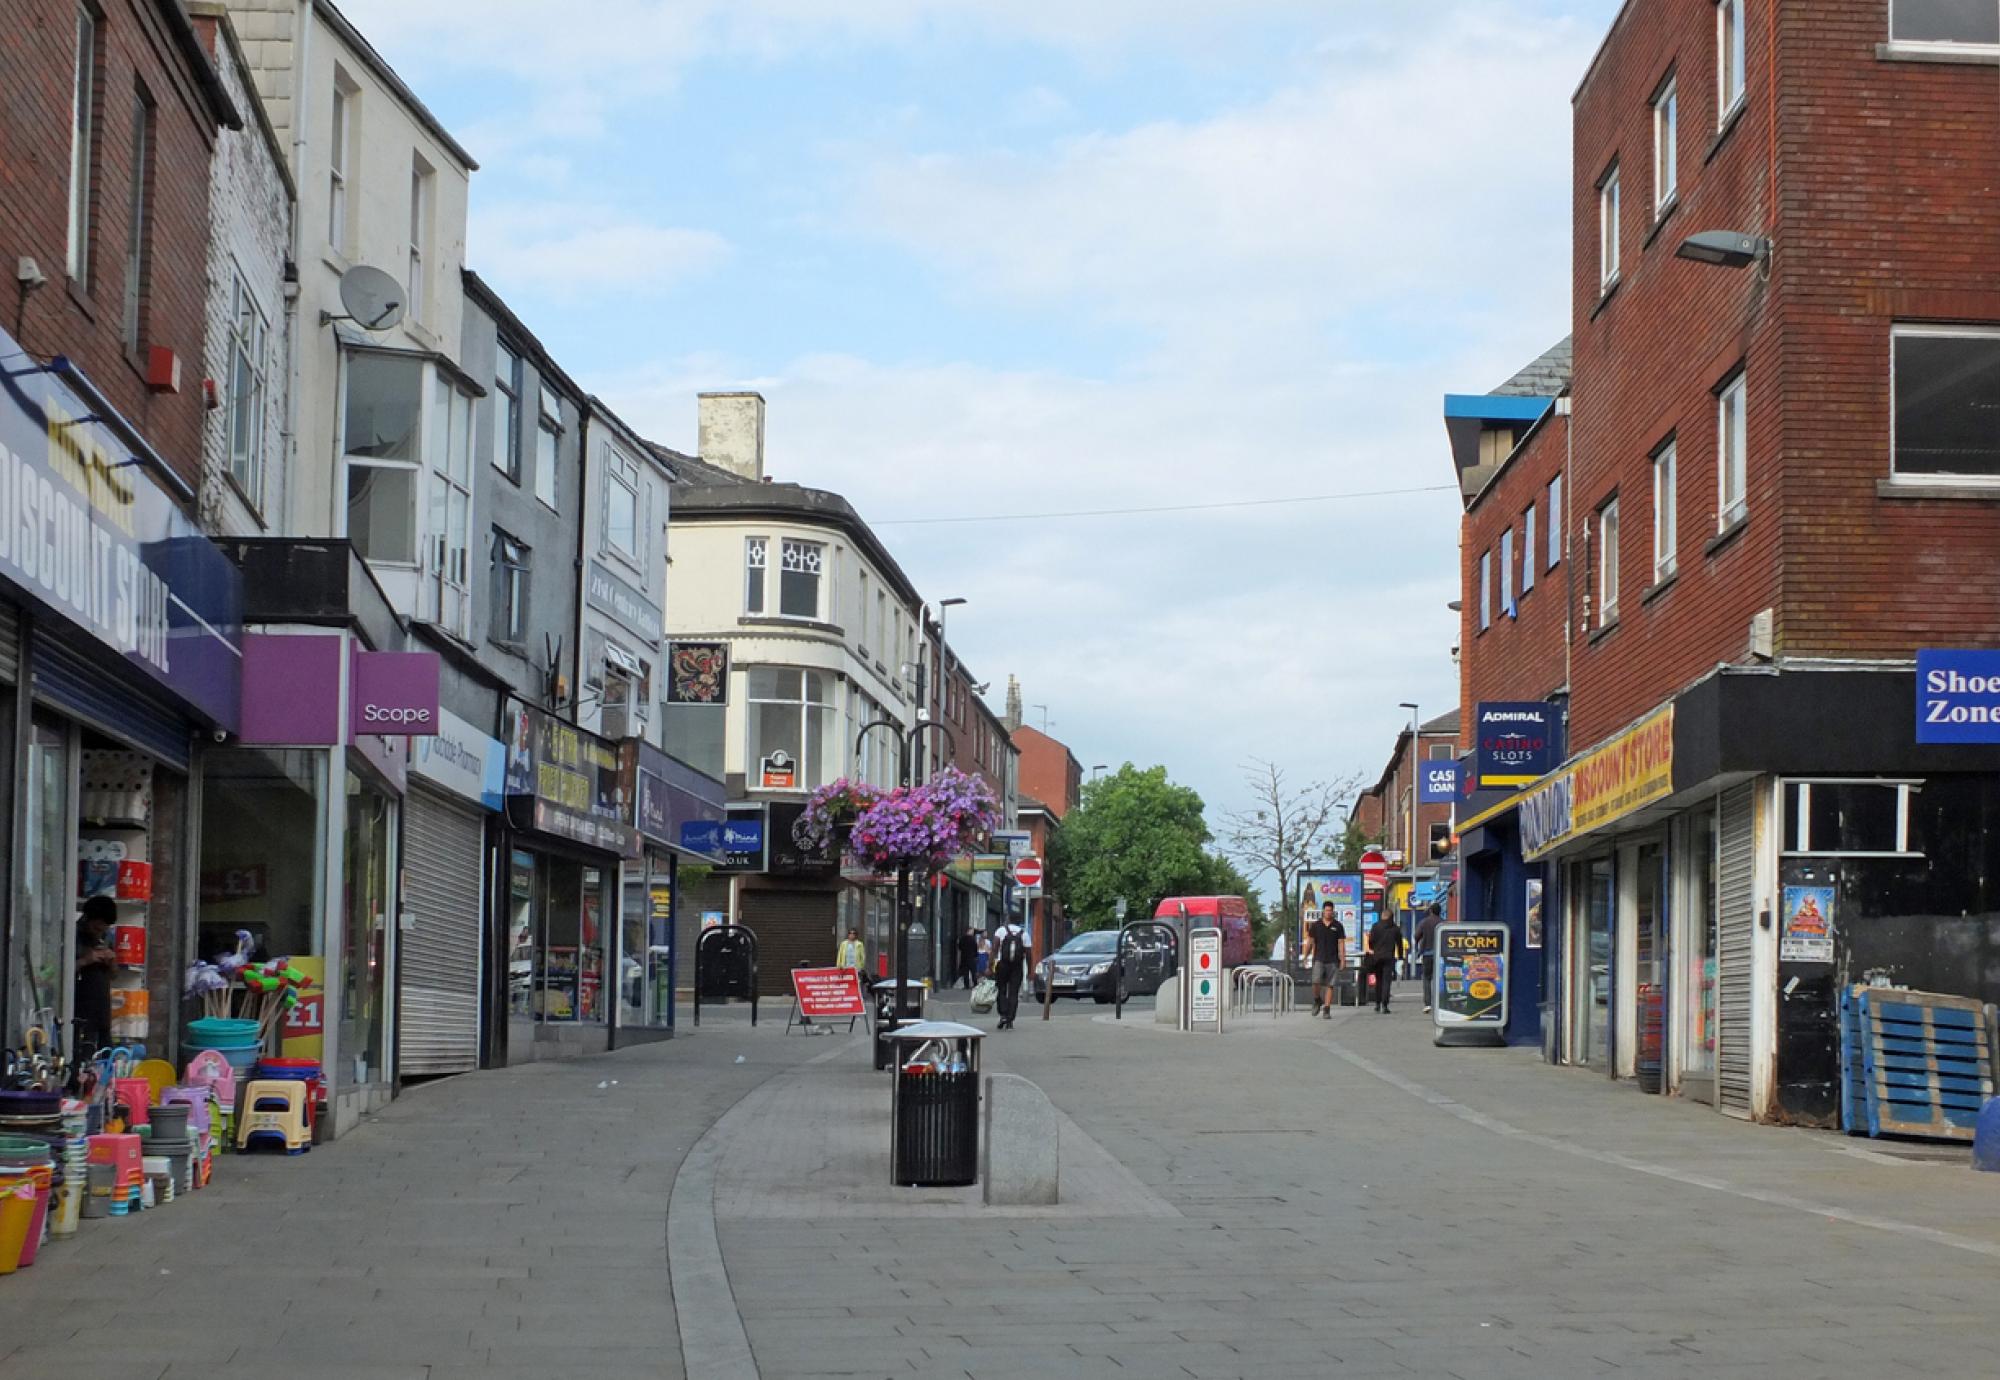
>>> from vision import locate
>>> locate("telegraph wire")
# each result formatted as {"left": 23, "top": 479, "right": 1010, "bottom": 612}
{"left": 870, "top": 482, "right": 1458, "bottom": 526}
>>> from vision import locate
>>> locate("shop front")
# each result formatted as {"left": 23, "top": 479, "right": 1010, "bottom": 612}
{"left": 0, "top": 325, "right": 243, "bottom": 1070}
{"left": 500, "top": 700, "right": 635, "bottom": 1062}
{"left": 618, "top": 740, "right": 727, "bottom": 1043}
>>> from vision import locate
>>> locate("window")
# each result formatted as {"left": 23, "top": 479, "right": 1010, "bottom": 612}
{"left": 67, "top": 4, "right": 96, "bottom": 284}
{"left": 1547, "top": 474, "right": 1563, "bottom": 569}
{"left": 407, "top": 157, "right": 434, "bottom": 326}
{"left": 1598, "top": 165, "right": 1621, "bottom": 292}
{"left": 328, "top": 80, "right": 351, "bottom": 253}
{"left": 492, "top": 345, "right": 521, "bottom": 479}
{"left": 1478, "top": 550, "right": 1492, "bottom": 631}
{"left": 747, "top": 667, "right": 833, "bottom": 790}
{"left": 492, "top": 531, "right": 530, "bottom": 645}
{"left": 857, "top": 572, "right": 871, "bottom": 649}
{"left": 1428, "top": 743, "right": 1455, "bottom": 761}
{"left": 426, "top": 375, "right": 473, "bottom": 636}
{"left": 1499, "top": 527, "right": 1515, "bottom": 617}
{"left": 1522, "top": 504, "right": 1538, "bottom": 593}
{"left": 342, "top": 353, "right": 422, "bottom": 564}
{"left": 1652, "top": 440, "right": 1678, "bottom": 583}
{"left": 227, "top": 273, "right": 269, "bottom": 509}
{"left": 1891, "top": 326, "right": 2000, "bottom": 482}
{"left": 875, "top": 590, "right": 887, "bottom": 658}
{"left": 1717, "top": 371, "right": 1747, "bottom": 527}
{"left": 122, "top": 89, "right": 152, "bottom": 352}
{"left": 744, "top": 537, "right": 767, "bottom": 614}
{"left": 604, "top": 446, "right": 642, "bottom": 563}
{"left": 534, "top": 385, "right": 560, "bottom": 509}
{"left": 772, "top": 536, "right": 820, "bottom": 616}
{"left": 1597, "top": 498, "right": 1621, "bottom": 626}
{"left": 1716, "top": 0, "right": 1746, "bottom": 124}
{"left": 1428, "top": 821, "right": 1453, "bottom": 859}
{"left": 1892, "top": 0, "right": 2000, "bottom": 46}
{"left": 1782, "top": 780, "right": 1919, "bottom": 856}
{"left": 1653, "top": 79, "right": 1678, "bottom": 214}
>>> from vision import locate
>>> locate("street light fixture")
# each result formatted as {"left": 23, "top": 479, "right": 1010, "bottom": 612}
{"left": 1090, "top": 763, "right": 1109, "bottom": 781}
{"left": 1675, "top": 229, "right": 1770, "bottom": 270}
{"left": 1398, "top": 701, "right": 1420, "bottom": 912}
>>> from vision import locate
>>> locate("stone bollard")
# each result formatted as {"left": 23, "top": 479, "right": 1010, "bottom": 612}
{"left": 1153, "top": 974, "right": 1180, "bottom": 1025}
{"left": 982, "top": 1073, "right": 1059, "bottom": 1205}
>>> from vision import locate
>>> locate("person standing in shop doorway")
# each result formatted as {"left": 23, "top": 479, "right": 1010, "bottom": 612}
{"left": 73, "top": 896, "right": 118, "bottom": 1059}
{"left": 1365, "top": 909, "right": 1403, "bottom": 1014}
{"left": 956, "top": 927, "right": 979, "bottom": 990}
{"left": 991, "top": 917, "right": 1029, "bottom": 1029}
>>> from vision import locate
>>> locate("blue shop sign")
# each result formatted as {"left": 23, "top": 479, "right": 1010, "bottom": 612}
{"left": 1474, "top": 701, "right": 1558, "bottom": 787}
{"left": 1419, "top": 760, "right": 1459, "bottom": 803}
{"left": 0, "top": 326, "right": 242, "bottom": 729}
{"left": 631, "top": 740, "right": 727, "bottom": 850}
{"left": 1916, "top": 649, "right": 2000, "bottom": 744}
{"left": 680, "top": 816, "right": 765, "bottom": 870}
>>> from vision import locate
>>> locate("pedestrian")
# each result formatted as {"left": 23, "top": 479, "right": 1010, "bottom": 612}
{"left": 73, "top": 895, "right": 118, "bottom": 1060}
{"left": 1365, "top": 909, "right": 1403, "bottom": 1014}
{"left": 1412, "top": 904, "right": 1443, "bottom": 1013}
{"left": 991, "top": 918, "right": 1029, "bottom": 1029}
{"left": 835, "top": 927, "right": 865, "bottom": 971}
{"left": 976, "top": 931, "right": 992, "bottom": 978}
{"left": 1304, "top": 902, "right": 1345, "bottom": 1018}
{"left": 956, "top": 927, "right": 978, "bottom": 990}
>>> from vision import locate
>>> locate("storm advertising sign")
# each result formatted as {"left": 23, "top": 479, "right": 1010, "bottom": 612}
{"left": 1434, "top": 924, "right": 1509, "bottom": 1031}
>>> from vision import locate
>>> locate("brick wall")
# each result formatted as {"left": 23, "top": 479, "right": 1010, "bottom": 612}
{"left": 1013, "top": 724, "right": 1080, "bottom": 820}
{"left": 1, "top": 1, "right": 223, "bottom": 498}
{"left": 192, "top": 9, "right": 292, "bottom": 538}
{"left": 1459, "top": 415, "right": 1572, "bottom": 737}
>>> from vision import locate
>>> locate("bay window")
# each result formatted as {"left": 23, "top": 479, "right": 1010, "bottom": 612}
{"left": 426, "top": 375, "right": 474, "bottom": 637}
{"left": 343, "top": 353, "right": 422, "bottom": 564}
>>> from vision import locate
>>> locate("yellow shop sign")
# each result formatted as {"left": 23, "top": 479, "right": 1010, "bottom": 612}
{"left": 1522, "top": 707, "right": 1674, "bottom": 860}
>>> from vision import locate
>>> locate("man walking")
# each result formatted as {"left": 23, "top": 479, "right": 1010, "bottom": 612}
{"left": 1304, "top": 902, "right": 1346, "bottom": 1018}
{"left": 1412, "top": 904, "right": 1443, "bottom": 1013}
{"left": 1365, "top": 909, "right": 1403, "bottom": 1014}
{"left": 991, "top": 917, "right": 1029, "bottom": 1029}
{"left": 955, "top": 927, "right": 979, "bottom": 990}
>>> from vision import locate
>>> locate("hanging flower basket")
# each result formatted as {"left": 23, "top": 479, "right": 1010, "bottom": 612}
{"left": 847, "top": 767, "right": 999, "bottom": 873}
{"left": 793, "top": 779, "right": 884, "bottom": 857}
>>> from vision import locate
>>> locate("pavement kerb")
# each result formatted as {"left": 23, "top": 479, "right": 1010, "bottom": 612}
{"left": 668, "top": 1037, "right": 857, "bottom": 1378}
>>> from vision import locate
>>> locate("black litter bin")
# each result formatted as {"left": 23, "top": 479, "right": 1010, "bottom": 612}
{"left": 1335, "top": 967, "right": 1360, "bottom": 1007}
{"left": 872, "top": 979, "right": 928, "bottom": 1070}
{"left": 886, "top": 1021, "right": 984, "bottom": 1186}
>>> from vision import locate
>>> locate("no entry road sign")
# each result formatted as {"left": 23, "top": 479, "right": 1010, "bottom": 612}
{"left": 1360, "top": 848, "right": 1388, "bottom": 892}
{"left": 1012, "top": 855, "right": 1044, "bottom": 888}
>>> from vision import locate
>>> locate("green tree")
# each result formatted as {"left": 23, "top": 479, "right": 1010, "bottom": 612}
{"left": 1335, "top": 815, "right": 1377, "bottom": 870}
{"left": 1048, "top": 764, "right": 1217, "bottom": 930}
{"left": 1199, "top": 852, "right": 1271, "bottom": 949}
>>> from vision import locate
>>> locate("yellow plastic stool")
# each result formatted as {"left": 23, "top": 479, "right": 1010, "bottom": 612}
{"left": 235, "top": 1080, "right": 311, "bottom": 1154}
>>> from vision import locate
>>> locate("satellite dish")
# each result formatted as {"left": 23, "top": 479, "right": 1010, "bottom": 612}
{"left": 330, "top": 264, "right": 406, "bottom": 331}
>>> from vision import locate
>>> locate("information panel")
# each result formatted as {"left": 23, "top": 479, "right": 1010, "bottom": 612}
{"left": 791, "top": 966, "right": 867, "bottom": 1019}
{"left": 1434, "top": 924, "right": 1509, "bottom": 1032}
{"left": 1187, "top": 927, "right": 1222, "bottom": 1028}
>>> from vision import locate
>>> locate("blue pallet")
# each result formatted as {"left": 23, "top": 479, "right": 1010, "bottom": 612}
{"left": 1841, "top": 986, "right": 1996, "bottom": 1144}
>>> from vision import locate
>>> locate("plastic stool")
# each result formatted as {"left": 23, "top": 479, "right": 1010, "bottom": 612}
{"left": 236, "top": 1081, "right": 311, "bottom": 1155}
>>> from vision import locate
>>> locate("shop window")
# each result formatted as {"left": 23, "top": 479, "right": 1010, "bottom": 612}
{"left": 9, "top": 722, "right": 71, "bottom": 1052}
{"left": 343, "top": 353, "right": 422, "bottom": 564}
{"left": 1890, "top": 0, "right": 1997, "bottom": 47}
{"left": 1892, "top": 326, "right": 2000, "bottom": 483}
{"left": 511, "top": 852, "right": 607, "bottom": 1024}
{"left": 1782, "top": 780, "right": 1918, "bottom": 856}
{"left": 342, "top": 770, "right": 395, "bottom": 1082}
{"left": 621, "top": 860, "right": 674, "bottom": 1029}
{"left": 747, "top": 665, "right": 832, "bottom": 790}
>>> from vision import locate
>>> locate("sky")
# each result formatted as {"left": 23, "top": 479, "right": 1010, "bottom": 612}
{"left": 338, "top": 0, "right": 1621, "bottom": 877}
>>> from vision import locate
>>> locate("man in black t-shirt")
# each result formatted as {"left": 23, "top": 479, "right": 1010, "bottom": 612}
{"left": 1366, "top": 912, "right": 1404, "bottom": 1013}
{"left": 1305, "top": 903, "right": 1346, "bottom": 1018}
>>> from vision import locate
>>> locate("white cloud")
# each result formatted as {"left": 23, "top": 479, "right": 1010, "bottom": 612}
{"left": 469, "top": 204, "right": 731, "bottom": 296}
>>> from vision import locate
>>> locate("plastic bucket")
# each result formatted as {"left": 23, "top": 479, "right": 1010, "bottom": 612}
{"left": 187, "top": 1017, "right": 261, "bottom": 1048}
{"left": 0, "top": 1179, "right": 34, "bottom": 1274}
{"left": 147, "top": 1104, "right": 191, "bottom": 1140}
{"left": 15, "top": 1166, "right": 51, "bottom": 1266}
{"left": 185, "top": 1043, "right": 261, "bottom": 1075}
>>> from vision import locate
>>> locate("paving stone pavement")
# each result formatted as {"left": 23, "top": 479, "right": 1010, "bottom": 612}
{"left": 7, "top": 986, "right": 2000, "bottom": 1379}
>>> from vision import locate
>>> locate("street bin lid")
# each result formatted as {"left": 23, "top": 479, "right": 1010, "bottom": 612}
{"left": 884, "top": 1020, "right": 985, "bottom": 1041}
{"left": 874, "top": 979, "right": 924, "bottom": 990}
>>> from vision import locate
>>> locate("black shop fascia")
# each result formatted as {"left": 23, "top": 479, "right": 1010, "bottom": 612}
{"left": 500, "top": 698, "right": 637, "bottom": 859}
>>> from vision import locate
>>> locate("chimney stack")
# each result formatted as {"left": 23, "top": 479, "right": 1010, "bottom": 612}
{"left": 698, "top": 391, "right": 766, "bottom": 481}
{"left": 1003, "top": 675, "right": 1023, "bottom": 732}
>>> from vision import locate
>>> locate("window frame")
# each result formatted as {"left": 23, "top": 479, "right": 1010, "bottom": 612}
{"left": 1888, "top": 323, "right": 2000, "bottom": 487}
{"left": 1598, "top": 163, "right": 1621, "bottom": 294}
{"left": 1716, "top": 370, "right": 1748, "bottom": 530}
{"left": 534, "top": 384, "right": 561, "bottom": 511}
{"left": 1522, "top": 503, "right": 1538, "bottom": 594}
{"left": 774, "top": 538, "right": 825, "bottom": 621}
{"left": 340, "top": 350, "right": 426, "bottom": 567}
{"left": 492, "top": 344, "right": 522, "bottom": 480}
{"left": 407, "top": 156, "right": 434, "bottom": 328}
{"left": 1889, "top": 0, "right": 2000, "bottom": 50}
{"left": 121, "top": 86, "right": 153, "bottom": 354}
{"left": 745, "top": 665, "right": 834, "bottom": 791}
{"left": 1652, "top": 76, "right": 1678, "bottom": 216}
{"left": 426, "top": 375, "right": 475, "bottom": 638}
{"left": 492, "top": 530, "right": 531, "bottom": 646}
{"left": 1780, "top": 778, "right": 1922, "bottom": 858}
{"left": 1478, "top": 549, "right": 1492, "bottom": 631}
{"left": 744, "top": 536, "right": 768, "bottom": 615}
{"left": 328, "top": 78, "right": 352, "bottom": 254}
{"left": 1597, "top": 496, "right": 1621, "bottom": 627}
{"left": 1547, "top": 474, "right": 1563, "bottom": 570}
{"left": 1716, "top": 0, "right": 1746, "bottom": 127}
{"left": 603, "top": 445, "right": 644, "bottom": 567}
{"left": 1652, "top": 438, "right": 1678, "bottom": 584}
{"left": 1499, "top": 526, "right": 1515, "bottom": 618}
{"left": 67, "top": 3, "right": 98, "bottom": 286}
{"left": 226, "top": 271, "right": 270, "bottom": 512}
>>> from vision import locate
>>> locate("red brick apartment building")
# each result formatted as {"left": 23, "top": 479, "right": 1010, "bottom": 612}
{"left": 1451, "top": 0, "right": 2000, "bottom": 1126}
{"left": 1350, "top": 710, "right": 1461, "bottom": 908}
{"left": 1010, "top": 707, "right": 1081, "bottom": 957}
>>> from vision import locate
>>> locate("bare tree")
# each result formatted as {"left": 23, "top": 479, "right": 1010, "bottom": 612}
{"left": 1218, "top": 758, "right": 1362, "bottom": 926}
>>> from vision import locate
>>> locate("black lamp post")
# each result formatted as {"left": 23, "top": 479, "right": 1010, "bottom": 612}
{"left": 855, "top": 716, "right": 957, "bottom": 1019}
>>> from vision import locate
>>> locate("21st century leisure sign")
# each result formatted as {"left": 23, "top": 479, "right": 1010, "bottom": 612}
{"left": 1916, "top": 650, "right": 2000, "bottom": 743}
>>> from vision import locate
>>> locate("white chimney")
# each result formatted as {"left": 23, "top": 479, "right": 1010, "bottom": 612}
{"left": 698, "top": 391, "right": 766, "bottom": 481}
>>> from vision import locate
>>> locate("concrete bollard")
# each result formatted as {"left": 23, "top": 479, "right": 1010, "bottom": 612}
{"left": 1153, "top": 974, "right": 1180, "bottom": 1025}
{"left": 982, "top": 1073, "right": 1059, "bottom": 1205}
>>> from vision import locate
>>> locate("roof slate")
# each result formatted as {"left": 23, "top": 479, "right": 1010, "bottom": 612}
{"left": 1492, "top": 337, "right": 1572, "bottom": 397}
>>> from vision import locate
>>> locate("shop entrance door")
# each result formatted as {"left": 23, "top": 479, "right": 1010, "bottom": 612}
{"left": 1570, "top": 857, "right": 1614, "bottom": 1069}
{"left": 11, "top": 719, "right": 73, "bottom": 1049}
{"left": 1678, "top": 806, "right": 1720, "bottom": 1104}
{"left": 1630, "top": 838, "right": 1667, "bottom": 1092}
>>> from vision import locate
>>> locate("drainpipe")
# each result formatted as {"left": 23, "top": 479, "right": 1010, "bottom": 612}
{"left": 1559, "top": 393, "right": 1575, "bottom": 704}
{"left": 282, "top": 0, "right": 313, "bottom": 536}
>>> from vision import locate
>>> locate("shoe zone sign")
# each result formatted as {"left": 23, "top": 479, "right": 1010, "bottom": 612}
{"left": 1916, "top": 650, "right": 2000, "bottom": 743}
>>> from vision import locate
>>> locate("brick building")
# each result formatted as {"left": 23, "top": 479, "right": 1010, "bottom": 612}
{"left": 1453, "top": 0, "right": 2000, "bottom": 1125}
{"left": 1006, "top": 680, "right": 1082, "bottom": 957}
{"left": 1349, "top": 709, "right": 1461, "bottom": 913}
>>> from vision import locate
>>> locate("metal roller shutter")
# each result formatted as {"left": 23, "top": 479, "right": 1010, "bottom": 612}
{"left": 1717, "top": 785, "right": 1755, "bottom": 1117}
{"left": 401, "top": 787, "right": 486, "bottom": 1076}
{"left": 0, "top": 601, "right": 20, "bottom": 684}
{"left": 33, "top": 629, "right": 190, "bottom": 769}
{"left": 738, "top": 889, "right": 835, "bottom": 996}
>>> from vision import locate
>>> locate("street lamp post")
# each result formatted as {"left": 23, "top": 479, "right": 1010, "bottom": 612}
{"left": 1399, "top": 701, "right": 1420, "bottom": 930}
{"left": 856, "top": 716, "right": 956, "bottom": 1021}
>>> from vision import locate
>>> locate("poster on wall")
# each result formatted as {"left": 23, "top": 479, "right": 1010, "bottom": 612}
{"left": 1525, "top": 879, "right": 1544, "bottom": 949}
{"left": 1297, "top": 872, "right": 1363, "bottom": 952}
{"left": 1779, "top": 885, "right": 1836, "bottom": 963}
